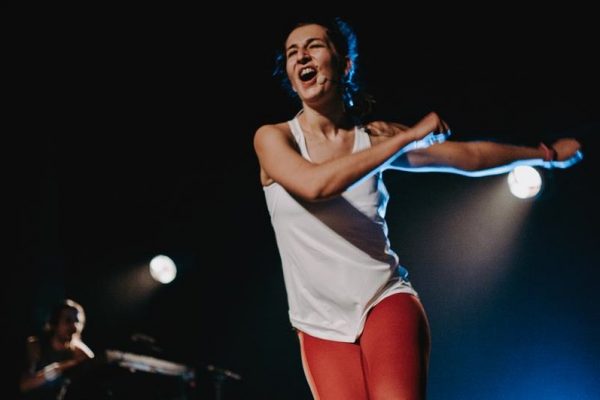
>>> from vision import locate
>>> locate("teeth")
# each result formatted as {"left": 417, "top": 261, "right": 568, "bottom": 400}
{"left": 300, "top": 67, "right": 316, "bottom": 77}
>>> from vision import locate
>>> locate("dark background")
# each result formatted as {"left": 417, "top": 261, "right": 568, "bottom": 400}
{"left": 10, "top": 8, "right": 600, "bottom": 400}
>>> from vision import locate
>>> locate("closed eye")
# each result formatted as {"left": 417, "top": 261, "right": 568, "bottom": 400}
{"left": 286, "top": 38, "right": 327, "bottom": 60}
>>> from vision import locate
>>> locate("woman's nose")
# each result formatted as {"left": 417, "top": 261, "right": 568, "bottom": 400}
{"left": 297, "top": 48, "right": 311, "bottom": 63}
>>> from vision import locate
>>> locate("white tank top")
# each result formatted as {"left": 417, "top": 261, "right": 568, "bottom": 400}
{"left": 263, "top": 116, "right": 417, "bottom": 342}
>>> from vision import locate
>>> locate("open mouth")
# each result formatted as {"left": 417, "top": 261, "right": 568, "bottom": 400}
{"left": 299, "top": 67, "right": 317, "bottom": 82}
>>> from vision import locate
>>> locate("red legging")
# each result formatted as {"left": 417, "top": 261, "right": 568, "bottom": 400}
{"left": 298, "top": 293, "right": 431, "bottom": 400}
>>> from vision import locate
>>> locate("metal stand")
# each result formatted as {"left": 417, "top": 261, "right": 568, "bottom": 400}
{"left": 206, "top": 365, "right": 242, "bottom": 400}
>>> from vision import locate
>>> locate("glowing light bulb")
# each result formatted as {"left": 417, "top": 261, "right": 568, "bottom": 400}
{"left": 507, "top": 166, "right": 542, "bottom": 199}
{"left": 149, "top": 255, "right": 177, "bottom": 284}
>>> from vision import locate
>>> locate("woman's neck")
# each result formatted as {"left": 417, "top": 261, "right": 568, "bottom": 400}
{"left": 300, "top": 103, "right": 352, "bottom": 140}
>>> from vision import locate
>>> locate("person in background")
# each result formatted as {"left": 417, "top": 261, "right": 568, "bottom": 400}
{"left": 19, "top": 298, "right": 95, "bottom": 399}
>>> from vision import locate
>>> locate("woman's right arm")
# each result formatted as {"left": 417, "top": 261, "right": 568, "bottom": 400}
{"left": 254, "top": 112, "right": 446, "bottom": 201}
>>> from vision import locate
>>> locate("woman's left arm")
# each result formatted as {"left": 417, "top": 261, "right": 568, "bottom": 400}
{"left": 365, "top": 121, "right": 582, "bottom": 176}
{"left": 389, "top": 138, "right": 582, "bottom": 176}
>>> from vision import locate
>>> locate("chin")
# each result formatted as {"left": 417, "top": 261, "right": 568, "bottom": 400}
{"left": 300, "top": 87, "right": 325, "bottom": 100}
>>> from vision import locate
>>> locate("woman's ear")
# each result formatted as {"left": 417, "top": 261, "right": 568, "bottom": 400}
{"left": 344, "top": 56, "right": 353, "bottom": 79}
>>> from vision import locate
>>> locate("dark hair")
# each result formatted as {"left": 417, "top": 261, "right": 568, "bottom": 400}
{"left": 45, "top": 298, "right": 86, "bottom": 332}
{"left": 273, "top": 17, "right": 374, "bottom": 121}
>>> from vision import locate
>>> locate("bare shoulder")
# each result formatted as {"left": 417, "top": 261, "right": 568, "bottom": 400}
{"left": 254, "top": 122, "right": 297, "bottom": 153}
{"left": 26, "top": 335, "right": 40, "bottom": 346}
{"left": 25, "top": 336, "right": 41, "bottom": 360}
{"left": 254, "top": 122, "right": 291, "bottom": 141}
{"left": 254, "top": 122, "right": 296, "bottom": 186}
{"left": 365, "top": 120, "right": 411, "bottom": 145}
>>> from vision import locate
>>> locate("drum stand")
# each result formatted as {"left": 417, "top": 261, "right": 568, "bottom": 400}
{"left": 207, "top": 364, "right": 241, "bottom": 400}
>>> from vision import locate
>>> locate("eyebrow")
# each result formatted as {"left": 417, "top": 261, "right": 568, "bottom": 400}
{"left": 286, "top": 37, "right": 326, "bottom": 52}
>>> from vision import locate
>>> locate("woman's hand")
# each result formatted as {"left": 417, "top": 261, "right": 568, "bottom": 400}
{"left": 366, "top": 112, "right": 451, "bottom": 150}
{"left": 550, "top": 138, "right": 582, "bottom": 161}
{"left": 365, "top": 120, "right": 410, "bottom": 137}
{"left": 366, "top": 112, "right": 451, "bottom": 144}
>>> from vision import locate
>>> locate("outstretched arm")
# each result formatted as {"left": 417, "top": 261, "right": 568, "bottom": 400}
{"left": 254, "top": 112, "right": 447, "bottom": 201}
{"left": 364, "top": 117, "right": 584, "bottom": 176}
{"left": 389, "top": 138, "right": 582, "bottom": 176}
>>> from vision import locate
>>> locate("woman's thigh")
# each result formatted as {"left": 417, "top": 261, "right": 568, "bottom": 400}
{"left": 359, "top": 293, "right": 431, "bottom": 400}
{"left": 298, "top": 331, "right": 369, "bottom": 400}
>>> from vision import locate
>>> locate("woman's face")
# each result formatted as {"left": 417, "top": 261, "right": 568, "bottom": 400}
{"left": 55, "top": 308, "right": 83, "bottom": 342}
{"left": 284, "top": 24, "right": 343, "bottom": 102}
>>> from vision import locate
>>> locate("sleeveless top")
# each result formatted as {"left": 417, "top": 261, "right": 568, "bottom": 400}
{"left": 263, "top": 116, "right": 417, "bottom": 342}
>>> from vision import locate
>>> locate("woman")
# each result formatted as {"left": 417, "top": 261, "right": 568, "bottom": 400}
{"left": 253, "top": 17, "right": 581, "bottom": 399}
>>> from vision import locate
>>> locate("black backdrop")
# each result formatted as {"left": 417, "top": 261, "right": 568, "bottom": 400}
{"left": 11, "top": 8, "right": 600, "bottom": 400}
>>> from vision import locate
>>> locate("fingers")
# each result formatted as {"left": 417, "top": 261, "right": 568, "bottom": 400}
{"left": 412, "top": 112, "right": 450, "bottom": 140}
{"left": 425, "top": 112, "right": 450, "bottom": 135}
{"left": 409, "top": 118, "right": 437, "bottom": 140}
{"left": 441, "top": 119, "right": 451, "bottom": 136}
{"left": 551, "top": 138, "right": 582, "bottom": 161}
{"left": 365, "top": 121, "right": 407, "bottom": 137}
{"left": 365, "top": 113, "right": 450, "bottom": 141}
{"left": 547, "top": 138, "right": 583, "bottom": 168}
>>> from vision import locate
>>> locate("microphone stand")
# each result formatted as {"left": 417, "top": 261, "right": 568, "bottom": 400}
{"left": 206, "top": 364, "right": 241, "bottom": 400}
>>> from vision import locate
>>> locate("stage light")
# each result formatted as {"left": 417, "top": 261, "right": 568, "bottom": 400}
{"left": 149, "top": 255, "right": 177, "bottom": 284}
{"left": 507, "top": 166, "right": 542, "bottom": 199}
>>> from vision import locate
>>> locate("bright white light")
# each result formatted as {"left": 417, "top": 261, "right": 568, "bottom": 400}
{"left": 149, "top": 255, "right": 177, "bottom": 284}
{"left": 507, "top": 166, "right": 542, "bottom": 199}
